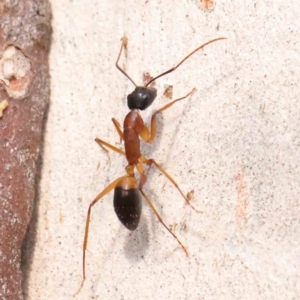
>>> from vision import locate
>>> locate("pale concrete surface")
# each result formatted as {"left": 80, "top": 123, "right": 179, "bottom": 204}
{"left": 23, "top": 1, "right": 300, "bottom": 299}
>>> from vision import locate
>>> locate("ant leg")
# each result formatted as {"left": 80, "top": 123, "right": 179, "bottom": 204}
{"left": 135, "top": 161, "right": 147, "bottom": 189}
{"left": 143, "top": 157, "right": 202, "bottom": 213}
{"left": 139, "top": 189, "right": 188, "bottom": 256}
{"left": 139, "top": 88, "right": 196, "bottom": 143}
{"left": 73, "top": 175, "right": 129, "bottom": 296}
{"left": 95, "top": 138, "right": 125, "bottom": 156}
{"left": 111, "top": 118, "right": 124, "bottom": 143}
{"left": 115, "top": 35, "right": 137, "bottom": 87}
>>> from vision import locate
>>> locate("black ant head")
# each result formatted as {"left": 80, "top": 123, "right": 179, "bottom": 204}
{"left": 127, "top": 86, "right": 157, "bottom": 110}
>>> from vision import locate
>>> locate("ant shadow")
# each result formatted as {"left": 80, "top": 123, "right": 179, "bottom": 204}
{"left": 123, "top": 214, "right": 150, "bottom": 261}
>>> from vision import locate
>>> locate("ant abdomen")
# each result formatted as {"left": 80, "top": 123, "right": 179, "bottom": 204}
{"left": 113, "top": 177, "right": 142, "bottom": 231}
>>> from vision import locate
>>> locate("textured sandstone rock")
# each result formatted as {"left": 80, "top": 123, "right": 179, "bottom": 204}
{"left": 0, "top": 1, "right": 51, "bottom": 298}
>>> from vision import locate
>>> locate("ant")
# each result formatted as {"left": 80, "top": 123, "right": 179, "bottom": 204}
{"left": 75, "top": 35, "right": 226, "bottom": 293}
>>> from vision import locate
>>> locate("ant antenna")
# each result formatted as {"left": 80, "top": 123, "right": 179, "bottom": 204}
{"left": 116, "top": 35, "right": 137, "bottom": 87}
{"left": 145, "top": 37, "right": 226, "bottom": 87}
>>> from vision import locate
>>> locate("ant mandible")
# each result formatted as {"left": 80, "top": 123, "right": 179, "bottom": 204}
{"left": 76, "top": 35, "right": 226, "bottom": 292}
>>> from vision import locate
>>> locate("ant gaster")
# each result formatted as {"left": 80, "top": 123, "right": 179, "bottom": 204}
{"left": 76, "top": 35, "right": 226, "bottom": 293}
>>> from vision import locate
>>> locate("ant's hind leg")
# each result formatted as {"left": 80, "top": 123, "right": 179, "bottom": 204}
{"left": 143, "top": 157, "right": 202, "bottom": 214}
{"left": 73, "top": 175, "right": 128, "bottom": 296}
{"left": 140, "top": 189, "right": 188, "bottom": 256}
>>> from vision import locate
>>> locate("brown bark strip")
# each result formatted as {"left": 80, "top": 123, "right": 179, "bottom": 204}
{"left": 0, "top": 1, "right": 51, "bottom": 298}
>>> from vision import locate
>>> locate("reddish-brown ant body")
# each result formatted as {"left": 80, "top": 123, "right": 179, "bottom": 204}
{"left": 76, "top": 35, "right": 226, "bottom": 293}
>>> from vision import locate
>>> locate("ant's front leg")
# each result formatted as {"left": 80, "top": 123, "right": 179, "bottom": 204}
{"left": 111, "top": 118, "right": 124, "bottom": 143}
{"left": 138, "top": 88, "right": 196, "bottom": 143}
